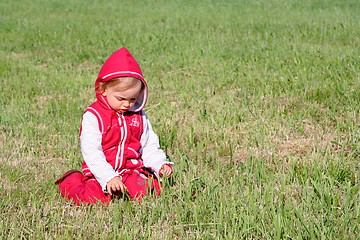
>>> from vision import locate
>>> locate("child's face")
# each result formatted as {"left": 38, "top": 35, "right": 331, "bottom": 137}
{"left": 101, "top": 80, "right": 142, "bottom": 113}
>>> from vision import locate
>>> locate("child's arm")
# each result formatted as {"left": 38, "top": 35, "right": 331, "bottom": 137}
{"left": 81, "top": 111, "right": 121, "bottom": 192}
{"left": 140, "top": 111, "right": 174, "bottom": 178}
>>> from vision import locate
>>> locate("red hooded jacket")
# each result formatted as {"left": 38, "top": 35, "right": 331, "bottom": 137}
{"left": 80, "top": 47, "right": 149, "bottom": 177}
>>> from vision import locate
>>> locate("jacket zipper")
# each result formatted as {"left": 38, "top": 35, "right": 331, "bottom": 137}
{"left": 115, "top": 113, "right": 127, "bottom": 171}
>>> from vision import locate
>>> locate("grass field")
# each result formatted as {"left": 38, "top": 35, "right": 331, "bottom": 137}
{"left": 1, "top": 0, "right": 360, "bottom": 239}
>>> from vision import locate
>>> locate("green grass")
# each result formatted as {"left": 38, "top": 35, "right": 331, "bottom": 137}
{"left": 1, "top": 0, "right": 360, "bottom": 238}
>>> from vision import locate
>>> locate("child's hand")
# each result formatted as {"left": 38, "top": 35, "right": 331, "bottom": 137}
{"left": 159, "top": 164, "right": 173, "bottom": 178}
{"left": 106, "top": 176, "right": 127, "bottom": 196}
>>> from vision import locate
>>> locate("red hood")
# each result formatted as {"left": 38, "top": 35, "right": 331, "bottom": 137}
{"left": 95, "top": 47, "right": 148, "bottom": 112}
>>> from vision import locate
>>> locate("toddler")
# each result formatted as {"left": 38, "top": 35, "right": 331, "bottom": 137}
{"left": 55, "top": 47, "right": 173, "bottom": 205}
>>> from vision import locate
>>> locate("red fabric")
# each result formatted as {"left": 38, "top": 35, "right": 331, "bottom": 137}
{"left": 121, "top": 169, "right": 162, "bottom": 200}
{"left": 56, "top": 169, "right": 161, "bottom": 205}
{"left": 57, "top": 171, "right": 111, "bottom": 206}
{"left": 96, "top": 47, "right": 145, "bottom": 83}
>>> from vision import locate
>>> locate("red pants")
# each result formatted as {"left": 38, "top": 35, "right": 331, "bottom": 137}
{"left": 55, "top": 169, "right": 161, "bottom": 206}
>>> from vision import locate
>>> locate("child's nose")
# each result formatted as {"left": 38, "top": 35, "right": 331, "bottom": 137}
{"left": 123, "top": 101, "right": 130, "bottom": 107}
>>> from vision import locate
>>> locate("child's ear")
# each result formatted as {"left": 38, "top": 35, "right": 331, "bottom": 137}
{"left": 101, "top": 88, "right": 107, "bottom": 96}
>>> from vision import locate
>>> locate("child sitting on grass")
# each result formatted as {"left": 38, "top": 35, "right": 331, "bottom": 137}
{"left": 55, "top": 47, "right": 173, "bottom": 205}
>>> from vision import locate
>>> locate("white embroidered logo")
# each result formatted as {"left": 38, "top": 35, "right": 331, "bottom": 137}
{"left": 129, "top": 117, "right": 140, "bottom": 127}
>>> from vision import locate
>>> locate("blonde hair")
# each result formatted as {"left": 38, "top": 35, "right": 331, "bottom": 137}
{"left": 97, "top": 77, "right": 144, "bottom": 94}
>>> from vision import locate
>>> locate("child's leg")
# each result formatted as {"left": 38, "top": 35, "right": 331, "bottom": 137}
{"left": 123, "top": 170, "right": 147, "bottom": 200}
{"left": 55, "top": 170, "right": 110, "bottom": 206}
{"left": 122, "top": 170, "right": 162, "bottom": 200}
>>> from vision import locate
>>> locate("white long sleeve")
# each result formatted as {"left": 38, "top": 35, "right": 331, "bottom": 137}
{"left": 140, "top": 111, "right": 174, "bottom": 177}
{"left": 80, "top": 112, "right": 118, "bottom": 192}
